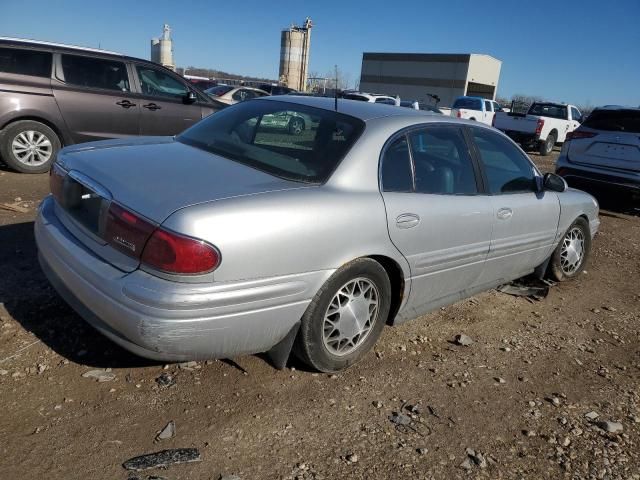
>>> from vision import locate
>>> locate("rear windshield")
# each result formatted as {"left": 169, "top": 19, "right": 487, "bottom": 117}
{"left": 528, "top": 103, "right": 568, "bottom": 120}
{"left": 452, "top": 97, "right": 482, "bottom": 110}
{"left": 583, "top": 109, "right": 640, "bottom": 134}
{"left": 177, "top": 100, "right": 365, "bottom": 184}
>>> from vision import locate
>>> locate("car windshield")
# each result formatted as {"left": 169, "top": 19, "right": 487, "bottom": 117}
{"left": 583, "top": 109, "right": 640, "bottom": 134}
{"left": 205, "top": 85, "right": 234, "bottom": 96}
{"left": 528, "top": 103, "right": 568, "bottom": 120}
{"left": 177, "top": 100, "right": 365, "bottom": 184}
{"left": 452, "top": 98, "right": 482, "bottom": 110}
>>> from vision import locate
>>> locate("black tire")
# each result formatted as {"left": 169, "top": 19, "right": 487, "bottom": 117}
{"left": 294, "top": 258, "right": 391, "bottom": 372}
{"left": 0, "top": 120, "right": 60, "bottom": 173}
{"left": 539, "top": 132, "right": 556, "bottom": 156}
{"left": 469, "top": 117, "right": 476, "bottom": 121}
{"left": 288, "top": 116, "right": 305, "bottom": 135}
{"left": 548, "top": 217, "right": 591, "bottom": 282}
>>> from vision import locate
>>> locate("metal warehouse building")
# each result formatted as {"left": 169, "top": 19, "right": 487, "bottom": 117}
{"left": 359, "top": 52, "right": 502, "bottom": 107}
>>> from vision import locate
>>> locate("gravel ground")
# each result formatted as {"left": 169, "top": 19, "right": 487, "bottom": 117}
{"left": 0, "top": 150, "right": 638, "bottom": 480}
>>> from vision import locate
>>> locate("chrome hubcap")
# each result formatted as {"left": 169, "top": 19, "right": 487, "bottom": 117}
{"left": 560, "top": 227, "right": 585, "bottom": 275}
{"left": 322, "top": 278, "right": 379, "bottom": 356}
{"left": 11, "top": 130, "right": 52, "bottom": 166}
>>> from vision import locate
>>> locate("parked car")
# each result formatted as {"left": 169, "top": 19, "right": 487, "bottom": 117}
{"left": 183, "top": 75, "right": 218, "bottom": 91}
{"left": 0, "top": 37, "right": 222, "bottom": 173}
{"left": 494, "top": 102, "right": 582, "bottom": 155}
{"left": 450, "top": 96, "right": 503, "bottom": 125}
{"left": 256, "top": 110, "right": 310, "bottom": 135}
{"left": 399, "top": 101, "right": 443, "bottom": 114}
{"left": 36, "top": 96, "right": 599, "bottom": 372}
{"left": 204, "top": 85, "right": 269, "bottom": 105}
{"left": 556, "top": 106, "right": 640, "bottom": 201}
{"left": 259, "top": 84, "right": 297, "bottom": 96}
{"left": 342, "top": 92, "right": 398, "bottom": 105}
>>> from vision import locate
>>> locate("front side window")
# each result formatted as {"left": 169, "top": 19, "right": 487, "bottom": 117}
{"left": 136, "top": 66, "right": 188, "bottom": 99}
{"left": 409, "top": 127, "right": 478, "bottom": 195}
{"left": 570, "top": 107, "right": 582, "bottom": 122}
{"left": 0, "top": 48, "right": 52, "bottom": 77}
{"left": 61, "top": 54, "right": 129, "bottom": 91}
{"left": 484, "top": 100, "right": 492, "bottom": 112}
{"left": 493, "top": 102, "right": 504, "bottom": 112}
{"left": 381, "top": 137, "right": 413, "bottom": 192}
{"left": 471, "top": 127, "right": 537, "bottom": 194}
{"left": 178, "top": 100, "right": 364, "bottom": 184}
{"left": 232, "top": 89, "right": 256, "bottom": 102}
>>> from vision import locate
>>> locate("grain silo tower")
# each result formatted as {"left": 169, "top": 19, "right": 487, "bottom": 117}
{"left": 278, "top": 18, "right": 312, "bottom": 92}
{"left": 151, "top": 24, "right": 175, "bottom": 71}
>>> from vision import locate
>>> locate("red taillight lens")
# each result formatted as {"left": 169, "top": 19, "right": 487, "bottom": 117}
{"left": 457, "top": 110, "right": 462, "bottom": 118}
{"left": 535, "top": 118, "right": 545, "bottom": 136}
{"left": 104, "top": 203, "right": 156, "bottom": 258}
{"left": 566, "top": 130, "right": 597, "bottom": 141}
{"left": 141, "top": 228, "right": 220, "bottom": 275}
{"left": 50, "top": 164, "right": 65, "bottom": 204}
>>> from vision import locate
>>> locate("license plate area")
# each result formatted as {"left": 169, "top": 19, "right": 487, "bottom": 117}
{"left": 62, "top": 171, "right": 111, "bottom": 238}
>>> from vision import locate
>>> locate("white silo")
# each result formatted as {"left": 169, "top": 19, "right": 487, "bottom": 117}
{"left": 151, "top": 24, "right": 175, "bottom": 71}
{"left": 279, "top": 18, "right": 312, "bottom": 92}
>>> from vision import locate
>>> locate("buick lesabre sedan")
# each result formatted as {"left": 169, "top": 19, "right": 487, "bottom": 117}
{"left": 35, "top": 96, "right": 600, "bottom": 372}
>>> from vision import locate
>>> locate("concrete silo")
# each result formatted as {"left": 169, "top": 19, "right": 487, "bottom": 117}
{"left": 151, "top": 24, "right": 175, "bottom": 71}
{"left": 278, "top": 18, "right": 312, "bottom": 92}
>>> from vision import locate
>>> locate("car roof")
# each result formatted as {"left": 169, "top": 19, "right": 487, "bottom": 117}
{"left": 258, "top": 95, "right": 436, "bottom": 121}
{"left": 595, "top": 105, "right": 640, "bottom": 111}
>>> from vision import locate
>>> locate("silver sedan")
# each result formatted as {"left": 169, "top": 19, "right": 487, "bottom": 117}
{"left": 35, "top": 96, "right": 600, "bottom": 372}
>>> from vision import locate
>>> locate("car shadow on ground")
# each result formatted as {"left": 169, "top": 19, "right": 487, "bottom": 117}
{"left": 0, "top": 220, "right": 156, "bottom": 369}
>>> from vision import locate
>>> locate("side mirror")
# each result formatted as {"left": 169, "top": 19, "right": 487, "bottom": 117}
{"left": 543, "top": 172, "right": 567, "bottom": 192}
{"left": 183, "top": 91, "right": 197, "bottom": 104}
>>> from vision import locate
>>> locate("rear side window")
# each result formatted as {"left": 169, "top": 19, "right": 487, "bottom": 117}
{"left": 381, "top": 137, "right": 413, "bottom": 192}
{"left": 484, "top": 100, "right": 492, "bottom": 112}
{"left": 409, "top": 127, "right": 478, "bottom": 195}
{"left": 453, "top": 97, "right": 482, "bottom": 110}
{"left": 343, "top": 94, "right": 368, "bottom": 102}
{"left": 61, "top": 55, "right": 129, "bottom": 91}
{"left": 375, "top": 98, "right": 396, "bottom": 104}
{"left": 0, "top": 48, "right": 52, "bottom": 77}
{"left": 178, "top": 100, "right": 364, "bottom": 184}
{"left": 471, "top": 128, "right": 537, "bottom": 194}
{"left": 583, "top": 110, "right": 640, "bottom": 134}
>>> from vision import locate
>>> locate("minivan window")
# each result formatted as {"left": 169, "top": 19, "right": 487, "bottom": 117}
{"left": 61, "top": 54, "right": 129, "bottom": 91}
{"left": 453, "top": 97, "right": 482, "bottom": 110}
{"left": 583, "top": 109, "right": 640, "bottom": 134}
{"left": 136, "top": 66, "right": 188, "bottom": 99}
{"left": 0, "top": 48, "right": 52, "bottom": 77}
{"left": 178, "top": 100, "right": 365, "bottom": 184}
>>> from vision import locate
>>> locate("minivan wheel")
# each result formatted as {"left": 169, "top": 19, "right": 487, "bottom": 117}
{"left": 539, "top": 133, "right": 556, "bottom": 156}
{"left": 294, "top": 258, "right": 391, "bottom": 372}
{"left": 0, "top": 120, "right": 61, "bottom": 173}
{"left": 548, "top": 217, "right": 591, "bottom": 282}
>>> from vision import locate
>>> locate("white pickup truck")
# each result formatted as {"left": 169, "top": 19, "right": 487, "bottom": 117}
{"left": 450, "top": 96, "right": 504, "bottom": 126}
{"left": 493, "top": 102, "right": 583, "bottom": 155}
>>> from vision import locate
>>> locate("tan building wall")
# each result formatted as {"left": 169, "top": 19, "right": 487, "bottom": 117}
{"left": 359, "top": 53, "right": 501, "bottom": 107}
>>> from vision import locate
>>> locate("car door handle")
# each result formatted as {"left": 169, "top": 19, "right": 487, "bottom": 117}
{"left": 116, "top": 100, "right": 136, "bottom": 108}
{"left": 143, "top": 103, "right": 162, "bottom": 111}
{"left": 497, "top": 208, "right": 513, "bottom": 220}
{"left": 396, "top": 213, "right": 420, "bottom": 229}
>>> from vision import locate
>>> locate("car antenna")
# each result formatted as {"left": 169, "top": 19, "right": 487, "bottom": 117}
{"left": 334, "top": 64, "right": 338, "bottom": 111}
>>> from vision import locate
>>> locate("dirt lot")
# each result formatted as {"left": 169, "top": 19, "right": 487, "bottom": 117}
{"left": 0, "top": 151, "right": 638, "bottom": 480}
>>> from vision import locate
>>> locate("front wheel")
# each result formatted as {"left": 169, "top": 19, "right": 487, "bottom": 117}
{"left": 294, "top": 258, "right": 391, "bottom": 372}
{"left": 548, "top": 217, "right": 591, "bottom": 281}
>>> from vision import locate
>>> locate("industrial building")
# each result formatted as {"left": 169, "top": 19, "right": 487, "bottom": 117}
{"left": 278, "top": 18, "right": 312, "bottom": 92}
{"left": 151, "top": 24, "right": 175, "bottom": 71}
{"left": 359, "top": 52, "right": 502, "bottom": 107}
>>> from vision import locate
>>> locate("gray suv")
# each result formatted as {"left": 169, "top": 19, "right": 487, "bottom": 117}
{"left": 0, "top": 37, "right": 223, "bottom": 173}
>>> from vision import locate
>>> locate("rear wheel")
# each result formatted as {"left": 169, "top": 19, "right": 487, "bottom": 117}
{"left": 548, "top": 217, "right": 591, "bottom": 281}
{"left": 0, "top": 120, "right": 60, "bottom": 173}
{"left": 539, "top": 132, "right": 556, "bottom": 156}
{"left": 294, "top": 258, "right": 391, "bottom": 372}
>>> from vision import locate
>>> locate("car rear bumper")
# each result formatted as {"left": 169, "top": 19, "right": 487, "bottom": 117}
{"left": 35, "top": 196, "right": 332, "bottom": 361}
{"left": 556, "top": 164, "right": 640, "bottom": 196}
{"left": 501, "top": 130, "right": 539, "bottom": 146}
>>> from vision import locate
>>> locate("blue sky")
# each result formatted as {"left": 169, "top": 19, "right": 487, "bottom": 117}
{"left": 2, "top": 0, "right": 639, "bottom": 106}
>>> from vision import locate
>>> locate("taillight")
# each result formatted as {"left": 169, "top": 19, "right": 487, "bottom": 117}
{"left": 535, "top": 118, "right": 545, "bottom": 136}
{"left": 141, "top": 228, "right": 220, "bottom": 275}
{"left": 566, "top": 130, "right": 597, "bottom": 141}
{"left": 50, "top": 163, "right": 66, "bottom": 204}
{"left": 457, "top": 110, "right": 462, "bottom": 118}
{"left": 104, "top": 203, "right": 156, "bottom": 259}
